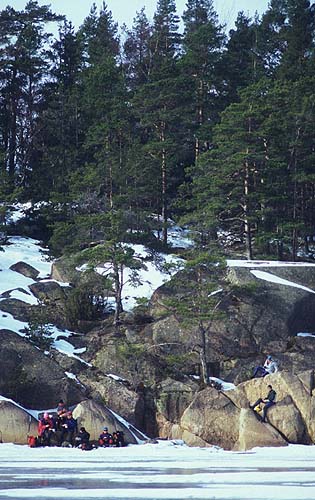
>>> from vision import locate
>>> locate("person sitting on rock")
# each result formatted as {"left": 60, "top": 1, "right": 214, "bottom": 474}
{"left": 56, "top": 402, "right": 68, "bottom": 430}
{"left": 59, "top": 411, "right": 78, "bottom": 446}
{"left": 98, "top": 427, "right": 113, "bottom": 447}
{"left": 74, "top": 427, "right": 91, "bottom": 450}
{"left": 112, "top": 430, "right": 126, "bottom": 447}
{"left": 250, "top": 384, "right": 276, "bottom": 422}
{"left": 252, "top": 355, "right": 278, "bottom": 378}
{"left": 56, "top": 399, "right": 67, "bottom": 415}
{"left": 38, "top": 412, "right": 54, "bottom": 446}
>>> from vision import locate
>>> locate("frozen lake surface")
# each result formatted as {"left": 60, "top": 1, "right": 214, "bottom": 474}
{"left": 0, "top": 442, "right": 315, "bottom": 499}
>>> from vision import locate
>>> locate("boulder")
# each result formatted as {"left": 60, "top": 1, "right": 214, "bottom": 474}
{"left": 77, "top": 371, "right": 139, "bottom": 425}
{"left": 0, "top": 400, "right": 38, "bottom": 444}
{"left": 72, "top": 399, "right": 139, "bottom": 444}
{"left": 0, "top": 330, "right": 85, "bottom": 409}
{"left": 180, "top": 387, "right": 240, "bottom": 450}
{"left": 29, "top": 280, "right": 67, "bottom": 304}
{"left": 151, "top": 315, "right": 198, "bottom": 354}
{"left": 150, "top": 263, "right": 315, "bottom": 382}
{"left": 269, "top": 396, "right": 309, "bottom": 444}
{"left": 170, "top": 424, "right": 211, "bottom": 447}
{"left": 10, "top": 261, "right": 39, "bottom": 280}
{"left": 159, "top": 370, "right": 315, "bottom": 450}
{"left": 236, "top": 408, "right": 287, "bottom": 451}
{"left": 156, "top": 377, "right": 198, "bottom": 423}
{"left": 28, "top": 281, "right": 71, "bottom": 329}
{"left": 234, "top": 371, "right": 313, "bottom": 442}
{"left": 50, "top": 257, "right": 80, "bottom": 284}
{"left": 85, "top": 327, "right": 163, "bottom": 386}
{"left": 0, "top": 298, "right": 34, "bottom": 322}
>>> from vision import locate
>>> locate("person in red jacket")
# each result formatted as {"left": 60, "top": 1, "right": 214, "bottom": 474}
{"left": 38, "top": 412, "right": 54, "bottom": 446}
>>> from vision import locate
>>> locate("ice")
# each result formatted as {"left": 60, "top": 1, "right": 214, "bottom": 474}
{"left": 0, "top": 443, "right": 314, "bottom": 499}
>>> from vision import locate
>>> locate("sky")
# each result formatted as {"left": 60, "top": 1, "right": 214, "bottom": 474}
{"left": 3, "top": 0, "right": 270, "bottom": 32}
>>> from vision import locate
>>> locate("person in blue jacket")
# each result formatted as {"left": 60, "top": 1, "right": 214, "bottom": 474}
{"left": 98, "top": 427, "right": 113, "bottom": 447}
{"left": 59, "top": 411, "right": 78, "bottom": 446}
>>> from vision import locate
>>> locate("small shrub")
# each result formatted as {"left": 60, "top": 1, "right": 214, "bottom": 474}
{"left": 24, "top": 321, "right": 54, "bottom": 350}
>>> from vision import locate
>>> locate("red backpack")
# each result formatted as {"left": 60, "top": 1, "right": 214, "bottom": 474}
{"left": 27, "top": 435, "right": 37, "bottom": 448}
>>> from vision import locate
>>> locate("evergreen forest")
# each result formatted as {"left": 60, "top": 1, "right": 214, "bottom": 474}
{"left": 1, "top": 0, "right": 315, "bottom": 262}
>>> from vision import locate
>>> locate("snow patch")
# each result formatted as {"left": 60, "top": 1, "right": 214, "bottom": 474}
{"left": 227, "top": 259, "right": 315, "bottom": 267}
{"left": 250, "top": 270, "right": 315, "bottom": 294}
{"left": 81, "top": 243, "right": 184, "bottom": 311}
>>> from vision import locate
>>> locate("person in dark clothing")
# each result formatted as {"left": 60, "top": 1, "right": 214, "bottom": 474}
{"left": 250, "top": 384, "right": 276, "bottom": 422}
{"left": 59, "top": 411, "right": 78, "bottom": 446}
{"left": 56, "top": 400, "right": 68, "bottom": 430}
{"left": 112, "top": 431, "right": 126, "bottom": 447}
{"left": 98, "top": 427, "right": 113, "bottom": 447}
{"left": 74, "top": 427, "right": 91, "bottom": 449}
{"left": 57, "top": 399, "right": 67, "bottom": 414}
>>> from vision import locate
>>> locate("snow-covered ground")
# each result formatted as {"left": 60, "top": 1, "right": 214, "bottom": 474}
{"left": 0, "top": 442, "right": 314, "bottom": 499}
{"left": 94, "top": 244, "right": 183, "bottom": 311}
{"left": 227, "top": 260, "right": 315, "bottom": 267}
{"left": 227, "top": 259, "right": 315, "bottom": 337}
{"left": 0, "top": 235, "right": 89, "bottom": 363}
{"left": 0, "top": 206, "right": 186, "bottom": 361}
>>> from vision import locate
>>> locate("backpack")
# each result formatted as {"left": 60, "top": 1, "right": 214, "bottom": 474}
{"left": 27, "top": 435, "right": 37, "bottom": 448}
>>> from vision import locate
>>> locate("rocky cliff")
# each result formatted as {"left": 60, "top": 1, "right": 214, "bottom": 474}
{"left": 159, "top": 370, "right": 315, "bottom": 450}
{"left": 2, "top": 252, "right": 315, "bottom": 448}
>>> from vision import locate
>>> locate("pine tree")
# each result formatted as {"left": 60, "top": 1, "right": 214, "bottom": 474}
{"left": 187, "top": 75, "right": 315, "bottom": 261}
{"left": 76, "top": 2, "right": 130, "bottom": 211}
{"left": 131, "top": 0, "right": 187, "bottom": 245}
{"left": 28, "top": 20, "right": 83, "bottom": 200}
{"left": 164, "top": 248, "right": 228, "bottom": 386}
{"left": 0, "top": 1, "right": 62, "bottom": 195}
{"left": 187, "top": 81, "right": 271, "bottom": 259}
{"left": 181, "top": 0, "right": 225, "bottom": 162}
{"left": 221, "top": 12, "right": 265, "bottom": 105}
{"left": 123, "top": 8, "right": 152, "bottom": 90}
{"left": 260, "top": 0, "right": 315, "bottom": 80}
{"left": 258, "top": 78, "right": 315, "bottom": 259}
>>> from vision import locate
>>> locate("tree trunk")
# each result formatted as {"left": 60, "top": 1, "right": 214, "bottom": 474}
{"left": 244, "top": 159, "right": 253, "bottom": 260}
{"left": 195, "top": 79, "right": 204, "bottom": 163}
{"left": 8, "top": 95, "right": 17, "bottom": 181}
{"left": 198, "top": 322, "right": 208, "bottom": 386}
{"left": 113, "top": 262, "right": 123, "bottom": 325}
{"left": 160, "top": 120, "right": 167, "bottom": 245}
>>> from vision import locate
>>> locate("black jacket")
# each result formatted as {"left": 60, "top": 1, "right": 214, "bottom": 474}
{"left": 266, "top": 389, "right": 276, "bottom": 402}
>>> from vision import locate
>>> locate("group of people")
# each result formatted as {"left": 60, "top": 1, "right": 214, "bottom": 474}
{"left": 249, "top": 355, "right": 279, "bottom": 422}
{"left": 36, "top": 400, "right": 125, "bottom": 449}
{"left": 98, "top": 427, "right": 126, "bottom": 448}
{"left": 37, "top": 401, "right": 77, "bottom": 447}
{"left": 36, "top": 354, "right": 278, "bottom": 448}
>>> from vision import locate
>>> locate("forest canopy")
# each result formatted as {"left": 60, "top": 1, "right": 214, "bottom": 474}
{"left": 1, "top": 0, "right": 315, "bottom": 261}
